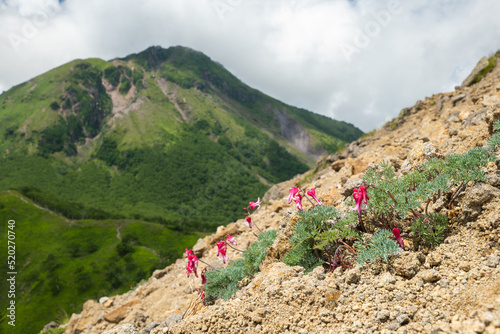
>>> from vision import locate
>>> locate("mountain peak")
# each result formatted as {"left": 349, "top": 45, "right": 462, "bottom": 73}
{"left": 122, "top": 45, "right": 208, "bottom": 71}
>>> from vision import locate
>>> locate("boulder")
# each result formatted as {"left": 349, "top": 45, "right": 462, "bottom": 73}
{"left": 391, "top": 252, "right": 423, "bottom": 278}
{"left": 461, "top": 56, "right": 489, "bottom": 87}
{"left": 65, "top": 300, "right": 103, "bottom": 334}
{"left": 104, "top": 300, "right": 140, "bottom": 324}
{"left": 42, "top": 321, "right": 59, "bottom": 332}
{"left": 102, "top": 324, "right": 138, "bottom": 334}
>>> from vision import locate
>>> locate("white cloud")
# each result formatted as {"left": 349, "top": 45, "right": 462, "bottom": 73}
{"left": 1, "top": 0, "right": 499, "bottom": 131}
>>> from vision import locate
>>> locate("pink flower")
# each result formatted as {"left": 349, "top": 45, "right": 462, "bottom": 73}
{"left": 198, "top": 287, "right": 206, "bottom": 306}
{"left": 306, "top": 188, "right": 323, "bottom": 206}
{"left": 226, "top": 234, "right": 237, "bottom": 246}
{"left": 294, "top": 194, "right": 304, "bottom": 211}
{"left": 287, "top": 187, "right": 300, "bottom": 204}
{"left": 249, "top": 197, "right": 262, "bottom": 210}
{"left": 185, "top": 248, "right": 195, "bottom": 256}
{"left": 217, "top": 241, "right": 228, "bottom": 264}
{"left": 392, "top": 227, "right": 405, "bottom": 250}
{"left": 349, "top": 187, "right": 369, "bottom": 217}
{"left": 186, "top": 253, "right": 198, "bottom": 278}
{"left": 246, "top": 216, "right": 253, "bottom": 228}
{"left": 359, "top": 184, "right": 369, "bottom": 204}
{"left": 201, "top": 267, "right": 207, "bottom": 285}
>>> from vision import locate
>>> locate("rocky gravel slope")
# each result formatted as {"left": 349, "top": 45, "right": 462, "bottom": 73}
{"left": 61, "top": 54, "right": 500, "bottom": 334}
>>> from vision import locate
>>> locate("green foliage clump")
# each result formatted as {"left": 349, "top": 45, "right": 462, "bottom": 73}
{"left": 204, "top": 259, "right": 247, "bottom": 301}
{"left": 355, "top": 230, "right": 401, "bottom": 264}
{"left": 119, "top": 78, "right": 131, "bottom": 95}
{"left": 40, "top": 328, "right": 65, "bottom": 334}
{"left": 412, "top": 213, "right": 448, "bottom": 245}
{"left": 64, "top": 62, "right": 112, "bottom": 137}
{"left": 38, "top": 118, "right": 69, "bottom": 155}
{"left": 244, "top": 230, "right": 278, "bottom": 274}
{"left": 471, "top": 54, "right": 498, "bottom": 86}
{"left": 360, "top": 129, "right": 376, "bottom": 139}
{"left": 314, "top": 210, "right": 360, "bottom": 251}
{"left": 283, "top": 206, "right": 359, "bottom": 273}
{"left": 488, "top": 120, "right": 500, "bottom": 152}
{"left": 50, "top": 101, "right": 60, "bottom": 110}
{"left": 204, "top": 230, "right": 277, "bottom": 302}
{"left": 364, "top": 146, "right": 496, "bottom": 221}
{"left": 19, "top": 186, "right": 120, "bottom": 220}
{"left": 104, "top": 66, "right": 121, "bottom": 87}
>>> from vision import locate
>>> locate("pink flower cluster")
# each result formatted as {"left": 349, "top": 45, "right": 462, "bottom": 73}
{"left": 217, "top": 240, "right": 228, "bottom": 264}
{"left": 185, "top": 248, "right": 198, "bottom": 278}
{"left": 287, "top": 186, "right": 323, "bottom": 211}
{"left": 243, "top": 198, "right": 263, "bottom": 232}
{"left": 348, "top": 184, "right": 369, "bottom": 217}
{"left": 185, "top": 234, "right": 240, "bottom": 306}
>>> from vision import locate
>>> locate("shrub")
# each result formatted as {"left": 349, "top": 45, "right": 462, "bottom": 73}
{"left": 411, "top": 212, "right": 448, "bottom": 246}
{"left": 204, "top": 259, "right": 247, "bottom": 302}
{"left": 471, "top": 54, "right": 498, "bottom": 86}
{"left": 364, "top": 145, "right": 496, "bottom": 226}
{"left": 40, "top": 328, "right": 65, "bottom": 334}
{"left": 283, "top": 205, "right": 359, "bottom": 273}
{"left": 244, "top": 230, "right": 278, "bottom": 275}
{"left": 488, "top": 120, "right": 500, "bottom": 152}
{"left": 204, "top": 230, "right": 277, "bottom": 302}
{"left": 355, "top": 229, "right": 401, "bottom": 264}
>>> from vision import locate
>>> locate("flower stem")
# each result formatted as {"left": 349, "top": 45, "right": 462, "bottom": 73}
{"left": 198, "top": 259, "right": 216, "bottom": 270}
{"left": 253, "top": 221, "right": 263, "bottom": 233}
{"left": 448, "top": 181, "right": 468, "bottom": 209}
{"left": 227, "top": 243, "right": 246, "bottom": 253}
{"left": 340, "top": 240, "right": 356, "bottom": 254}
{"left": 302, "top": 191, "right": 316, "bottom": 207}
{"left": 386, "top": 190, "right": 398, "bottom": 204}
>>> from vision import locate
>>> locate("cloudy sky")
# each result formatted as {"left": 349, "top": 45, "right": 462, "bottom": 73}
{"left": 1, "top": 0, "right": 499, "bottom": 131}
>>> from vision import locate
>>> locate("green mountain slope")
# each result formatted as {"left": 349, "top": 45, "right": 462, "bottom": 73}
{"left": 0, "top": 191, "right": 202, "bottom": 334}
{"left": 0, "top": 46, "right": 362, "bottom": 334}
{"left": 0, "top": 45, "right": 362, "bottom": 227}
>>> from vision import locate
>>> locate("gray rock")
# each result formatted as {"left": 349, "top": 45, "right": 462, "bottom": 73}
{"left": 465, "top": 183, "right": 500, "bottom": 207}
{"left": 262, "top": 184, "right": 282, "bottom": 202}
{"left": 445, "top": 110, "right": 461, "bottom": 124}
{"left": 160, "top": 313, "right": 183, "bottom": 329}
{"left": 311, "top": 265, "right": 326, "bottom": 280}
{"left": 102, "top": 323, "right": 139, "bottom": 334}
{"left": 463, "top": 107, "right": 487, "bottom": 128}
{"left": 485, "top": 254, "right": 500, "bottom": 268}
{"left": 451, "top": 94, "right": 467, "bottom": 106}
{"left": 392, "top": 252, "right": 422, "bottom": 278}
{"left": 341, "top": 177, "right": 364, "bottom": 197}
{"left": 461, "top": 56, "right": 489, "bottom": 87}
{"left": 439, "top": 279, "right": 449, "bottom": 288}
{"left": 396, "top": 314, "right": 410, "bottom": 326}
{"left": 345, "top": 267, "right": 360, "bottom": 284}
{"left": 486, "top": 171, "right": 500, "bottom": 187}
{"left": 346, "top": 141, "right": 363, "bottom": 159}
{"left": 435, "top": 96, "right": 449, "bottom": 113}
{"left": 192, "top": 237, "right": 209, "bottom": 257}
{"left": 425, "top": 252, "right": 442, "bottom": 268}
{"left": 140, "top": 322, "right": 160, "bottom": 334}
{"left": 42, "top": 321, "right": 59, "bottom": 332}
{"left": 376, "top": 309, "right": 390, "bottom": 323}
{"left": 419, "top": 269, "right": 441, "bottom": 283}
{"left": 99, "top": 296, "right": 110, "bottom": 304}
{"left": 482, "top": 95, "right": 500, "bottom": 107}
{"left": 387, "top": 320, "right": 402, "bottom": 331}
{"left": 491, "top": 214, "right": 500, "bottom": 229}
{"left": 480, "top": 311, "right": 495, "bottom": 325}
